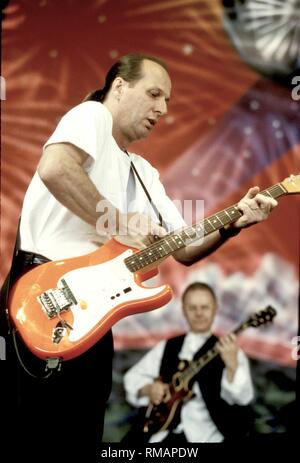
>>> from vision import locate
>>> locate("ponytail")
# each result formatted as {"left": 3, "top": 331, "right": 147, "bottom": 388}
{"left": 82, "top": 88, "right": 105, "bottom": 103}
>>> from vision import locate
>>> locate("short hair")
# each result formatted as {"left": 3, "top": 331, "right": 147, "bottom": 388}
{"left": 182, "top": 282, "right": 217, "bottom": 304}
{"left": 82, "top": 52, "right": 168, "bottom": 103}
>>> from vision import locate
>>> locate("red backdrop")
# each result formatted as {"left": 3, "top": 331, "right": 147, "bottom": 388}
{"left": 2, "top": 0, "right": 299, "bottom": 366}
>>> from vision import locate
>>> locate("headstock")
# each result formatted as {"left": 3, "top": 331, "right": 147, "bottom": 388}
{"left": 246, "top": 305, "right": 277, "bottom": 328}
{"left": 281, "top": 174, "right": 300, "bottom": 194}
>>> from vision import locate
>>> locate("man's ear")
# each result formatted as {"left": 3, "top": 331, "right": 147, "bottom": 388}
{"left": 111, "top": 77, "right": 127, "bottom": 101}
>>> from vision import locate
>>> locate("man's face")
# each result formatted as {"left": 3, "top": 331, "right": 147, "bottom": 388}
{"left": 183, "top": 289, "right": 217, "bottom": 333}
{"left": 117, "top": 59, "right": 171, "bottom": 142}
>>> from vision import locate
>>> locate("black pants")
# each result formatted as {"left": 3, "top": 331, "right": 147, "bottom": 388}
{"left": 0, "top": 252, "right": 113, "bottom": 460}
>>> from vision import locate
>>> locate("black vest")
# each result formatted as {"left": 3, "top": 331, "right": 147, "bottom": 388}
{"left": 160, "top": 334, "right": 254, "bottom": 440}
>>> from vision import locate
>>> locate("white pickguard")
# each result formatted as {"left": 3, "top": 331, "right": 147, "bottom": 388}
{"left": 57, "top": 250, "right": 166, "bottom": 342}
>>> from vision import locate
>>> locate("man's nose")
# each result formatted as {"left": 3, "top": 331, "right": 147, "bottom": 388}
{"left": 194, "top": 307, "right": 204, "bottom": 316}
{"left": 155, "top": 98, "right": 168, "bottom": 117}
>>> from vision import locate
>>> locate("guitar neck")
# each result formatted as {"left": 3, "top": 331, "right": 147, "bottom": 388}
{"left": 125, "top": 182, "right": 287, "bottom": 273}
{"left": 176, "top": 320, "right": 252, "bottom": 386}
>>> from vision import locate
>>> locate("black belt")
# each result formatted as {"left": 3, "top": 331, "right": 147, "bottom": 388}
{"left": 16, "top": 250, "right": 51, "bottom": 266}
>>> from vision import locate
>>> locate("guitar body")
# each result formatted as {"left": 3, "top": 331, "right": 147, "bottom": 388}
{"left": 9, "top": 239, "right": 172, "bottom": 360}
{"left": 143, "top": 383, "right": 194, "bottom": 435}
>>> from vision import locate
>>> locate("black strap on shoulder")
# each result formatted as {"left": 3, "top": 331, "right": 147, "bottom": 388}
{"left": 124, "top": 150, "right": 167, "bottom": 230}
{"left": 0, "top": 218, "right": 21, "bottom": 329}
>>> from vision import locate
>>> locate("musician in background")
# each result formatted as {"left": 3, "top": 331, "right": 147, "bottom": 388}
{"left": 123, "top": 282, "right": 255, "bottom": 443}
{"left": 1, "top": 53, "right": 275, "bottom": 456}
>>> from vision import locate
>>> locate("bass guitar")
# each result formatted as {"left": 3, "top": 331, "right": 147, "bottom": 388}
{"left": 8, "top": 174, "right": 299, "bottom": 360}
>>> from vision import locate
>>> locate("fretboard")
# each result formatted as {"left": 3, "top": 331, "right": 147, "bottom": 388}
{"left": 125, "top": 182, "right": 286, "bottom": 273}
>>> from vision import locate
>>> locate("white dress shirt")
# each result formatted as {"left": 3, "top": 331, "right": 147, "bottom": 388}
{"left": 124, "top": 331, "right": 254, "bottom": 443}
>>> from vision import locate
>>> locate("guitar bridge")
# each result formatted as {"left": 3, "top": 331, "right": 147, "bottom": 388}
{"left": 38, "top": 279, "right": 77, "bottom": 319}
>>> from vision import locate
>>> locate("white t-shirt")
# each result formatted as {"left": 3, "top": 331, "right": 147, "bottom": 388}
{"left": 19, "top": 101, "right": 186, "bottom": 260}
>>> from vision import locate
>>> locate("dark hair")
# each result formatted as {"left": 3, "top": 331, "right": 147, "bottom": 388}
{"left": 182, "top": 282, "right": 217, "bottom": 304}
{"left": 82, "top": 53, "right": 168, "bottom": 103}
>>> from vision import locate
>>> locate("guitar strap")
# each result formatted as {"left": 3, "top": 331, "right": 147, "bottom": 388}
{"left": 125, "top": 150, "right": 168, "bottom": 231}
{"left": 0, "top": 217, "right": 21, "bottom": 333}
{"left": 0, "top": 219, "right": 56, "bottom": 377}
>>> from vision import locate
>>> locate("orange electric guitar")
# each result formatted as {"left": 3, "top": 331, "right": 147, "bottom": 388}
{"left": 8, "top": 174, "right": 300, "bottom": 360}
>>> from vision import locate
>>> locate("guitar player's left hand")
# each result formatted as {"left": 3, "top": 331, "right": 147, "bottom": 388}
{"left": 216, "top": 334, "right": 238, "bottom": 383}
{"left": 233, "top": 187, "right": 278, "bottom": 229}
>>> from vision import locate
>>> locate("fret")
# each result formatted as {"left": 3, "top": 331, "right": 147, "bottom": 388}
{"left": 140, "top": 256, "right": 152, "bottom": 267}
{"left": 222, "top": 209, "right": 234, "bottom": 223}
{"left": 176, "top": 231, "right": 188, "bottom": 246}
{"left": 189, "top": 224, "right": 203, "bottom": 240}
{"left": 186, "top": 227, "right": 198, "bottom": 239}
{"left": 203, "top": 220, "right": 215, "bottom": 234}
{"left": 225, "top": 205, "right": 241, "bottom": 221}
{"left": 155, "top": 244, "right": 166, "bottom": 258}
{"left": 206, "top": 218, "right": 217, "bottom": 232}
{"left": 263, "top": 190, "right": 273, "bottom": 198}
{"left": 275, "top": 184, "right": 286, "bottom": 197}
{"left": 165, "top": 236, "right": 180, "bottom": 252}
{"left": 209, "top": 214, "right": 224, "bottom": 228}
{"left": 175, "top": 235, "right": 184, "bottom": 246}
{"left": 127, "top": 249, "right": 158, "bottom": 271}
{"left": 161, "top": 242, "right": 172, "bottom": 255}
{"left": 217, "top": 210, "right": 229, "bottom": 225}
{"left": 263, "top": 184, "right": 285, "bottom": 199}
{"left": 172, "top": 234, "right": 185, "bottom": 248}
{"left": 195, "top": 223, "right": 204, "bottom": 234}
{"left": 181, "top": 229, "right": 194, "bottom": 242}
{"left": 151, "top": 249, "right": 161, "bottom": 261}
{"left": 126, "top": 257, "right": 138, "bottom": 272}
{"left": 144, "top": 252, "right": 158, "bottom": 263}
{"left": 135, "top": 255, "right": 150, "bottom": 269}
{"left": 168, "top": 235, "right": 181, "bottom": 251}
{"left": 162, "top": 238, "right": 175, "bottom": 253}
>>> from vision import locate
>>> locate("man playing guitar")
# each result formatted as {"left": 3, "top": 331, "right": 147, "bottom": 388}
{"left": 123, "top": 282, "right": 255, "bottom": 443}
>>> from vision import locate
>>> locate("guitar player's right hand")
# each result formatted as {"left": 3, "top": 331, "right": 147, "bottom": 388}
{"left": 148, "top": 380, "right": 170, "bottom": 405}
{"left": 113, "top": 212, "right": 167, "bottom": 249}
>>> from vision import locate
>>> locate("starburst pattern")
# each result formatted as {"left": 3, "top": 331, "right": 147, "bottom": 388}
{"left": 1, "top": 0, "right": 299, "bottom": 367}
{"left": 1, "top": 0, "right": 259, "bottom": 284}
{"left": 223, "top": 0, "right": 300, "bottom": 75}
